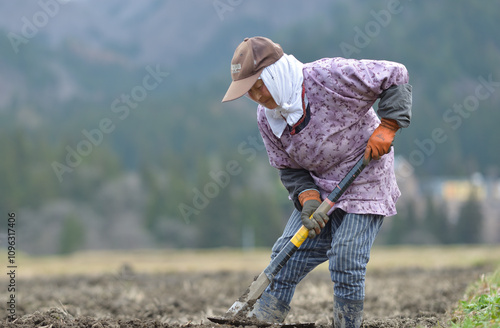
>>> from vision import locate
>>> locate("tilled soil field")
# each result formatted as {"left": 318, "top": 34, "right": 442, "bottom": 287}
{"left": 0, "top": 265, "right": 490, "bottom": 328}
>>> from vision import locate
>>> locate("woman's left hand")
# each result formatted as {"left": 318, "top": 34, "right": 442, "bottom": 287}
{"left": 364, "top": 118, "right": 399, "bottom": 161}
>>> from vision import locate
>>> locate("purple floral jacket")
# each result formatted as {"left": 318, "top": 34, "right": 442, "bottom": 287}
{"left": 257, "top": 57, "right": 410, "bottom": 216}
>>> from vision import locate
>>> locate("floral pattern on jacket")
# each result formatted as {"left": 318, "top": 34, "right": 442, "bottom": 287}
{"left": 257, "top": 57, "right": 409, "bottom": 216}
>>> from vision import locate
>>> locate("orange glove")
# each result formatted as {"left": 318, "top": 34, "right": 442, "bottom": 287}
{"left": 364, "top": 118, "right": 399, "bottom": 161}
{"left": 299, "top": 190, "right": 329, "bottom": 239}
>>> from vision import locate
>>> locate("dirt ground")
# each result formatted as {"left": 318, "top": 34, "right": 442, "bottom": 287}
{"left": 0, "top": 264, "right": 490, "bottom": 328}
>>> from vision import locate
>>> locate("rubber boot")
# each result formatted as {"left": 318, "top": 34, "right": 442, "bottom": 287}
{"left": 248, "top": 291, "right": 291, "bottom": 323}
{"left": 333, "top": 296, "right": 363, "bottom": 328}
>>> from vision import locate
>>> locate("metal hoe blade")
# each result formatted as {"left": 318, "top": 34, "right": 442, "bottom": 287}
{"left": 225, "top": 272, "right": 270, "bottom": 316}
{"left": 207, "top": 316, "right": 315, "bottom": 328}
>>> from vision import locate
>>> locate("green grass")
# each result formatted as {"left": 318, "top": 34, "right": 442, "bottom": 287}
{"left": 450, "top": 267, "right": 500, "bottom": 327}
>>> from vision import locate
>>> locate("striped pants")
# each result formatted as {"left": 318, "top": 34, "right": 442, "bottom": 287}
{"left": 265, "top": 208, "right": 384, "bottom": 304}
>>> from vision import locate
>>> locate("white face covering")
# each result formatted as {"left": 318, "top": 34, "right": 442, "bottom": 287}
{"left": 260, "top": 54, "right": 304, "bottom": 138}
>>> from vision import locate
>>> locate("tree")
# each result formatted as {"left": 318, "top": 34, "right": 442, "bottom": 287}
{"left": 422, "top": 197, "right": 451, "bottom": 244}
{"left": 59, "top": 215, "right": 85, "bottom": 255}
{"left": 385, "top": 201, "right": 419, "bottom": 245}
{"left": 453, "top": 191, "right": 484, "bottom": 244}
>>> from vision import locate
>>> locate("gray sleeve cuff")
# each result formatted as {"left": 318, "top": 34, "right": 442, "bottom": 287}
{"left": 279, "top": 168, "right": 318, "bottom": 211}
{"left": 377, "top": 83, "right": 412, "bottom": 128}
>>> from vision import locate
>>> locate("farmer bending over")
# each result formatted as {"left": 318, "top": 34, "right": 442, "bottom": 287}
{"left": 222, "top": 37, "right": 412, "bottom": 328}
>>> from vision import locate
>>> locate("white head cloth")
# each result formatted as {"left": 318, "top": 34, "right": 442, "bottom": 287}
{"left": 260, "top": 54, "right": 304, "bottom": 138}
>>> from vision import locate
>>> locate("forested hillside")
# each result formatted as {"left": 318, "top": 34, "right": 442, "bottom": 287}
{"left": 1, "top": 1, "right": 498, "bottom": 253}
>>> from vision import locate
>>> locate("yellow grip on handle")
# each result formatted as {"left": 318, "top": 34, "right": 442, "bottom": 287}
{"left": 290, "top": 199, "right": 335, "bottom": 248}
{"left": 290, "top": 225, "right": 309, "bottom": 247}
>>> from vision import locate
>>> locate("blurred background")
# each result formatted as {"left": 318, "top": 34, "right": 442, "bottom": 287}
{"left": 0, "top": 0, "right": 499, "bottom": 255}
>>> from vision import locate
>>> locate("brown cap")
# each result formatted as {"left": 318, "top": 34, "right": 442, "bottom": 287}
{"left": 222, "top": 37, "right": 283, "bottom": 102}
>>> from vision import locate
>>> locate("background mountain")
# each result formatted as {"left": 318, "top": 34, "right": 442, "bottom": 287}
{"left": 0, "top": 0, "right": 499, "bottom": 254}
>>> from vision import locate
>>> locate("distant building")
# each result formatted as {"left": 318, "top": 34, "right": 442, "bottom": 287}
{"left": 394, "top": 157, "right": 500, "bottom": 243}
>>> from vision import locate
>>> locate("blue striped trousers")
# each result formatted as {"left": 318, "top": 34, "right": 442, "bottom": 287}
{"left": 265, "top": 208, "right": 384, "bottom": 304}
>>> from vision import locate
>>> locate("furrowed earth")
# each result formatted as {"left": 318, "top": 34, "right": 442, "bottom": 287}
{"left": 0, "top": 263, "right": 490, "bottom": 328}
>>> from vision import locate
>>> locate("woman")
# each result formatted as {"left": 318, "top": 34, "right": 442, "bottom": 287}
{"left": 222, "top": 36, "right": 412, "bottom": 328}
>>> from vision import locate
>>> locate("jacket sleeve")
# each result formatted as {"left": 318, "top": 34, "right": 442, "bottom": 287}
{"left": 279, "top": 168, "right": 319, "bottom": 211}
{"left": 377, "top": 83, "right": 412, "bottom": 128}
{"left": 315, "top": 58, "right": 409, "bottom": 100}
{"left": 333, "top": 58, "right": 412, "bottom": 128}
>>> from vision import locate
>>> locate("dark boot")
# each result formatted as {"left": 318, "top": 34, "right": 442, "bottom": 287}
{"left": 248, "top": 291, "right": 290, "bottom": 323}
{"left": 333, "top": 296, "right": 363, "bottom": 328}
